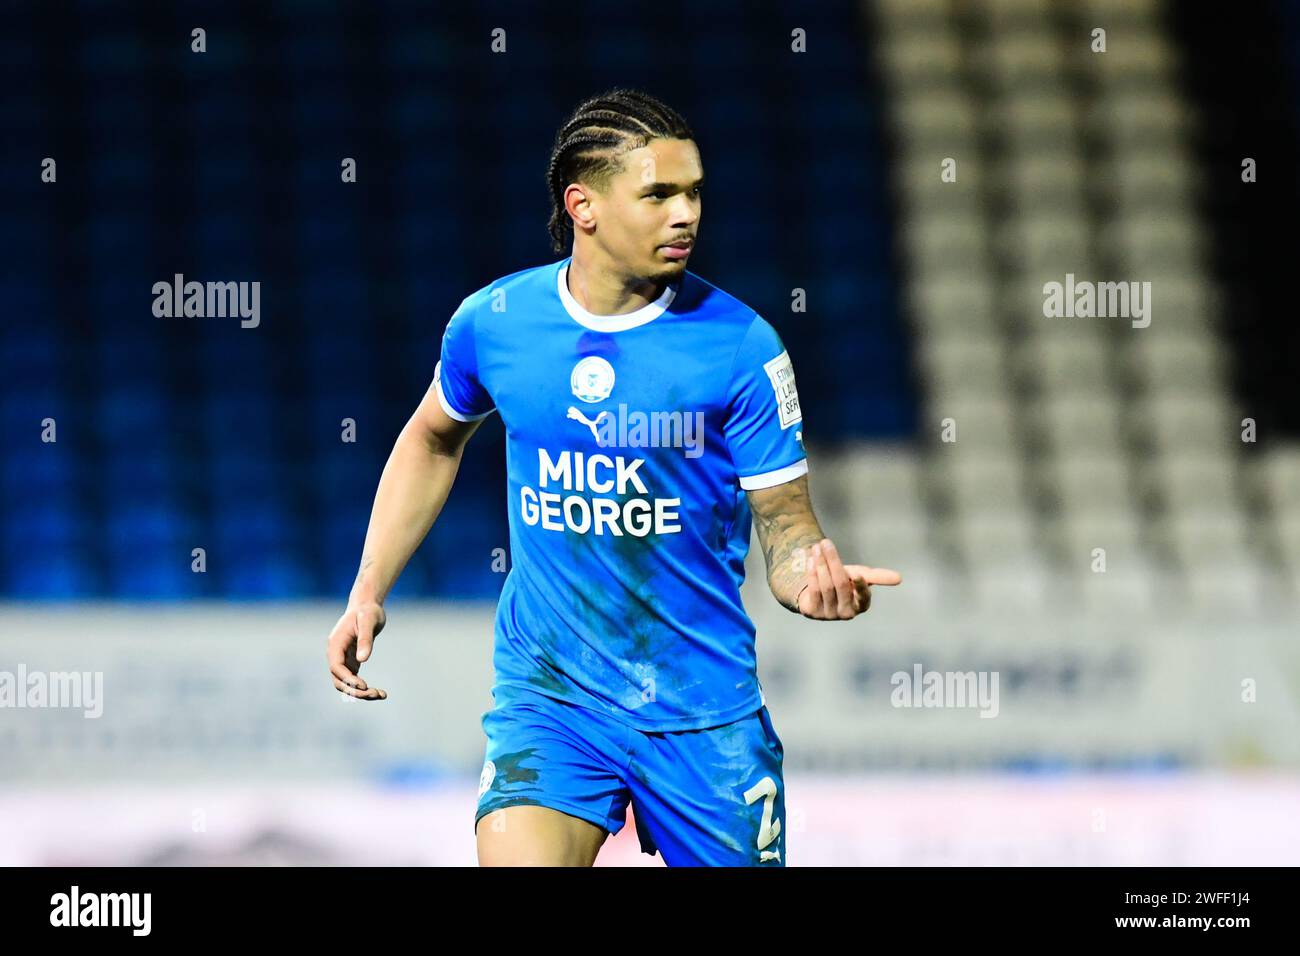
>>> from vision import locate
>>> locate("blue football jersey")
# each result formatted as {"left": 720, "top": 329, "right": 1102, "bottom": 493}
{"left": 436, "top": 257, "right": 806, "bottom": 731}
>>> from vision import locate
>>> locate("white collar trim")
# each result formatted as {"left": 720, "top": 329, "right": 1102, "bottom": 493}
{"left": 557, "top": 260, "right": 677, "bottom": 332}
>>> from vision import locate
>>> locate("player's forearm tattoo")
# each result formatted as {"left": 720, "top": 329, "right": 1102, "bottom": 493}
{"left": 748, "top": 475, "right": 825, "bottom": 613}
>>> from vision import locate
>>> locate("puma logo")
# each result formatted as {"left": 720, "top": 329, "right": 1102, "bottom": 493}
{"left": 567, "top": 406, "right": 609, "bottom": 443}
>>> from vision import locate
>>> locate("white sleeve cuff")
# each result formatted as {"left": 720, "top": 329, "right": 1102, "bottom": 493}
{"left": 434, "top": 362, "right": 495, "bottom": 422}
{"left": 737, "top": 458, "right": 808, "bottom": 490}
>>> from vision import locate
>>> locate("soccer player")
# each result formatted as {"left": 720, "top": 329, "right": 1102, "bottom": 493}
{"left": 326, "top": 89, "right": 901, "bottom": 866}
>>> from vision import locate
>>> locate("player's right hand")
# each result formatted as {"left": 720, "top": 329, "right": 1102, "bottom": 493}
{"left": 326, "top": 600, "right": 389, "bottom": 700}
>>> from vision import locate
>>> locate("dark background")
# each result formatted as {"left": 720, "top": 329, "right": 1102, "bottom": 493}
{"left": 0, "top": 0, "right": 913, "bottom": 599}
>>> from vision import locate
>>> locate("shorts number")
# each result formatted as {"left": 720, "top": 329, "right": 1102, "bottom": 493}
{"left": 743, "top": 776, "right": 782, "bottom": 858}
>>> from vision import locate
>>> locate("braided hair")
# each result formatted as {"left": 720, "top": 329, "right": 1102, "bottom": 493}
{"left": 546, "top": 88, "right": 695, "bottom": 254}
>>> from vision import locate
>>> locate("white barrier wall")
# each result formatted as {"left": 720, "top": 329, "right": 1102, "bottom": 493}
{"left": 4, "top": 776, "right": 1300, "bottom": 866}
{"left": 2, "top": 597, "right": 1298, "bottom": 784}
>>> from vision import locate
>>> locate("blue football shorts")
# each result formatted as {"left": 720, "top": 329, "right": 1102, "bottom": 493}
{"left": 473, "top": 684, "right": 787, "bottom": 866}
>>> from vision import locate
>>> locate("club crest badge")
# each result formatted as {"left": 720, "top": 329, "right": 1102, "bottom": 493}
{"left": 571, "top": 356, "right": 615, "bottom": 403}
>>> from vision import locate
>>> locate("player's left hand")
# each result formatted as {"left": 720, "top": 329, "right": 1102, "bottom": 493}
{"left": 797, "top": 538, "right": 901, "bottom": 620}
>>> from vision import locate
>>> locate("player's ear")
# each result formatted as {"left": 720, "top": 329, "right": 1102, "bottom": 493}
{"left": 564, "top": 183, "right": 595, "bottom": 230}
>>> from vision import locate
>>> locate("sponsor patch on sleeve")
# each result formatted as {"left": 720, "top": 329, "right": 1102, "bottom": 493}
{"left": 763, "top": 350, "right": 802, "bottom": 429}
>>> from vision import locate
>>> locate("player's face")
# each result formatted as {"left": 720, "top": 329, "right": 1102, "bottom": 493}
{"left": 597, "top": 138, "right": 702, "bottom": 280}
